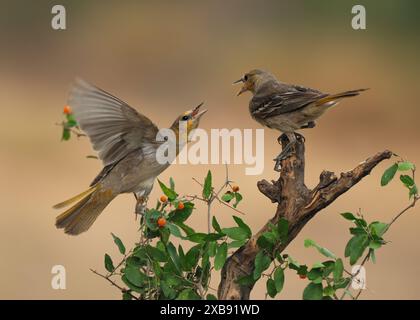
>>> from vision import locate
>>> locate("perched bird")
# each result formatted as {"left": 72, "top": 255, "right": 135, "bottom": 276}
{"left": 53, "top": 79, "right": 207, "bottom": 235}
{"left": 234, "top": 69, "right": 367, "bottom": 171}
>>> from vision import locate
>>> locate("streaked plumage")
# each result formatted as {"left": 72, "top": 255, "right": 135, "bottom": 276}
{"left": 235, "top": 69, "right": 367, "bottom": 170}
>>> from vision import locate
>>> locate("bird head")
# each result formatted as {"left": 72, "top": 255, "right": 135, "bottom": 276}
{"left": 171, "top": 102, "right": 207, "bottom": 136}
{"left": 234, "top": 69, "right": 275, "bottom": 96}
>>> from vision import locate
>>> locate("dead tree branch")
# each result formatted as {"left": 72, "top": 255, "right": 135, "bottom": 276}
{"left": 217, "top": 135, "right": 392, "bottom": 299}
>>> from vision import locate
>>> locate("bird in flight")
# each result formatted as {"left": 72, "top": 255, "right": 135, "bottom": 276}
{"left": 53, "top": 79, "right": 207, "bottom": 235}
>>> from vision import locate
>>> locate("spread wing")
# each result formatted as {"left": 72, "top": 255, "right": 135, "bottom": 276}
{"left": 251, "top": 85, "right": 327, "bottom": 119}
{"left": 68, "top": 79, "right": 159, "bottom": 166}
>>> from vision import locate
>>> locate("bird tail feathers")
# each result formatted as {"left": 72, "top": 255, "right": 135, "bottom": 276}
{"left": 316, "top": 88, "right": 369, "bottom": 106}
{"left": 54, "top": 184, "right": 114, "bottom": 235}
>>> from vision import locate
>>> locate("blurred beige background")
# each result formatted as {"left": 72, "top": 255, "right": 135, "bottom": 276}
{"left": 0, "top": 0, "right": 419, "bottom": 299}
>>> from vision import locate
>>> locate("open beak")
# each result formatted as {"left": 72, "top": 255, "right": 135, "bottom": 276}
{"left": 233, "top": 78, "right": 247, "bottom": 96}
{"left": 191, "top": 102, "right": 207, "bottom": 119}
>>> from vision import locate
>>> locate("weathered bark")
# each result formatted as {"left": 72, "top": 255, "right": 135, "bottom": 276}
{"left": 217, "top": 135, "right": 392, "bottom": 300}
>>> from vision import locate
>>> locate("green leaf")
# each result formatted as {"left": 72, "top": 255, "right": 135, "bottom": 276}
{"left": 273, "top": 268, "right": 285, "bottom": 293}
{"left": 206, "top": 294, "right": 217, "bottom": 300}
{"left": 304, "top": 239, "right": 315, "bottom": 248}
{"left": 333, "top": 277, "right": 350, "bottom": 290}
{"left": 318, "top": 247, "right": 337, "bottom": 260}
{"left": 124, "top": 265, "right": 147, "bottom": 287}
{"left": 253, "top": 251, "right": 271, "bottom": 280}
{"left": 212, "top": 216, "right": 222, "bottom": 233}
{"left": 227, "top": 239, "right": 247, "bottom": 249}
{"left": 410, "top": 184, "right": 418, "bottom": 198}
{"left": 185, "top": 245, "right": 200, "bottom": 270}
{"left": 186, "top": 233, "right": 208, "bottom": 243}
{"left": 398, "top": 161, "right": 415, "bottom": 171}
{"left": 175, "top": 221, "right": 195, "bottom": 236}
{"left": 145, "top": 245, "right": 167, "bottom": 262}
{"left": 160, "top": 281, "right": 177, "bottom": 299}
{"left": 169, "top": 177, "right": 175, "bottom": 190}
{"left": 381, "top": 163, "right": 398, "bottom": 186}
{"left": 160, "top": 227, "right": 170, "bottom": 244}
{"left": 104, "top": 254, "right": 114, "bottom": 272}
{"left": 126, "top": 256, "right": 145, "bottom": 268}
{"left": 205, "top": 233, "right": 225, "bottom": 241}
{"left": 221, "top": 227, "right": 249, "bottom": 241}
{"left": 169, "top": 202, "right": 194, "bottom": 223}
{"left": 236, "top": 275, "right": 255, "bottom": 286}
{"left": 221, "top": 192, "right": 234, "bottom": 202}
{"left": 257, "top": 232, "right": 277, "bottom": 249}
{"left": 370, "top": 249, "right": 376, "bottom": 264}
{"left": 122, "top": 292, "right": 132, "bottom": 300}
{"left": 400, "top": 174, "right": 415, "bottom": 187}
{"left": 307, "top": 267, "right": 323, "bottom": 284}
{"left": 369, "top": 240, "right": 382, "bottom": 250}
{"left": 203, "top": 170, "right": 212, "bottom": 200}
{"left": 233, "top": 216, "right": 252, "bottom": 238}
{"left": 176, "top": 289, "right": 201, "bottom": 300}
{"left": 323, "top": 286, "right": 335, "bottom": 297}
{"left": 322, "top": 261, "right": 335, "bottom": 278}
{"left": 266, "top": 278, "right": 277, "bottom": 298}
{"left": 303, "top": 282, "right": 323, "bottom": 300}
{"left": 333, "top": 258, "right": 344, "bottom": 282}
{"left": 349, "top": 227, "right": 366, "bottom": 235}
{"left": 162, "top": 271, "right": 183, "bottom": 287}
{"left": 341, "top": 212, "right": 357, "bottom": 221}
{"left": 214, "top": 242, "right": 228, "bottom": 271}
{"left": 166, "top": 242, "right": 181, "bottom": 273}
{"left": 121, "top": 275, "right": 144, "bottom": 294}
{"left": 111, "top": 233, "right": 126, "bottom": 254}
{"left": 277, "top": 218, "right": 289, "bottom": 242}
{"left": 233, "top": 192, "right": 243, "bottom": 208}
{"left": 208, "top": 241, "right": 217, "bottom": 257}
{"left": 304, "top": 239, "right": 337, "bottom": 260}
{"left": 158, "top": 179, "right": 178, "bottom": 200}
{"left": 370, "top": 222, "right": 389, "bottom": 237}
{"left": 345, "top": 234, "right": 369, "bottom": 265}
{"left": 166, "top": 222, "right": 183, "bottom": 238}
{"left": 145, "top": 209, "right": 161, "bottom": 231}
{"left": 62, "top": 128, "right": 71, "bottom": 141}
{"left": 311, "top": 262, "right": 325, "bottom": 269}
{"left": 152, "top": 260, "right": 163, "bottom": 278}
{"left": 66, "top": 116, "right": 78, "bottom": 128}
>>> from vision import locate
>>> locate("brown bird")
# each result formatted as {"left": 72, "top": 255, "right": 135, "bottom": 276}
{"left": 53, "top": 79, "right": 207, "bottom": 235}
{"left": 234, "top": 69, "right": 367, "bottom": 171}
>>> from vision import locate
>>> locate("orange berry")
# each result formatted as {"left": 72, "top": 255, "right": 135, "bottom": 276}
{"left": 299, "top": 274, "right": 307, "bottom": 279}
{"left": 177, "top": 202, "right": 185, "bottom": 210}
{"left": 63, "top": 105, "right": 72, "bottom": 114}
{"left": 232, "top": 185, "right": 240, "bottom": 192}
{"left": 157, "top": 217, "right": 166, "bottom": 228}
{"left": 160, "top": 195, "right": 167, "bottom": 203}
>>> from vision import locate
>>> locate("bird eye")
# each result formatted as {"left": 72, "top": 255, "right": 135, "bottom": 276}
{"left": 182, "top": 115, "right": 189, "bottom": 121}
{"left": 244, "top": 74, "right": 248, "bottom": 81}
